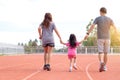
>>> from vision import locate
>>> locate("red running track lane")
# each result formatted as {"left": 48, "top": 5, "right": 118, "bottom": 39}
{"left": 0, "top": 54, "right": 120, "bottom": 80}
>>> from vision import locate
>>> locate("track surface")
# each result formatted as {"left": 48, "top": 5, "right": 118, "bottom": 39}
{"left": 0, "top": 54, "right": 120, "bottom": 80}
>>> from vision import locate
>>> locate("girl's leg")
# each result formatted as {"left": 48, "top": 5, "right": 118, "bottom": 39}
{"left": 69, "top": 58, "right": 73, "bottom": 72}
{"left": 73, "top": 57, "right": 76, "bottom": 64}
{"left": 73, "top": 57, "right": 77, "bottom": 70}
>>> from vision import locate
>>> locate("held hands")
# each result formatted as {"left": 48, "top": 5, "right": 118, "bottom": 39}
{"left": 39, "top": 36, "right": 42, "bottom": 39}
{"left": 80, "top": 35, "right": 88, "bottom": 43}
{"left": 60, "top": 38, "right": 65, "bottom": 45}
{"left": 60, "top": 39, "right": 63, "bottom": 44}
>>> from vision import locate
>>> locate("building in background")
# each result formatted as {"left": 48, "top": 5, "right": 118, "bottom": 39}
{"left": 0, "top": 43, "right": 24, "bottom": 54}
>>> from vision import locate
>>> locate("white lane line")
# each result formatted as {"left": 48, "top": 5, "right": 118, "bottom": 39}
{"left": 22, "top": 70, "right": 40, "bottom": 80}
{"left": 22, "top": 63, "right": 63, "bottom": 80}
{"left": 86, "top": 61, "right": 97, "bottom": 80}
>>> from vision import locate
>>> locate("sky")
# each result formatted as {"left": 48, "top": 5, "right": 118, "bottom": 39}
{"left": 0, "top": 0, "right": 120, "bottom": 46}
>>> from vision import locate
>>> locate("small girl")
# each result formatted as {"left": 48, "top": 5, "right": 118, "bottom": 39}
{"left": 60, "top": 34, "right": 84, "bottom": 72}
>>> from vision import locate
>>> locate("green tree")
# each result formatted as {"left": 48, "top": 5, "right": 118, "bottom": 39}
{"left": 34, "top": 39, "right": 38, "bottom": 43}
{"left": 110, "top": 27, "right": 120, "bottom": 46}
{"left": 24, "top": 39, "right": 39, "bottom": 53}
{"left": 32, "top": 41, "right": 38, "bottom": 47}
{"left": 28, "top": 39, "right": 32, "bottom": 47}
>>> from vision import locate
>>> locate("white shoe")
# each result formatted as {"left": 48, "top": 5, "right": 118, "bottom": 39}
{"left": 69, "top": 67, "right": 72, "bottom": 72}
{"left": 103, "top": 65, "right": 107, "bottom": 71}
{"left": 73, "top": 65, "right": 78, "bottom": 70}
{"left": 99, "top": 62, "right": 104, "bottom": 72}
{"left": 99, "top": 62, "right": 107, "bottom": 72}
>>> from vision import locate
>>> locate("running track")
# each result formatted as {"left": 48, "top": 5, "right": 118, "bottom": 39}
{"left": 0, "top": 54, "right": 120, "bottom": 80}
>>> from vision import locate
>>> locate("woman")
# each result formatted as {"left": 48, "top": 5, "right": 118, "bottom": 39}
{"left": 38, "top": 13, "right": 61, "bottom": 71}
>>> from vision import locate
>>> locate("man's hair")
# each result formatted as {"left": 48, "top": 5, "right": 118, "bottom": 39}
{"left": 100, "top": 7, "right": 107, "bottom": 13}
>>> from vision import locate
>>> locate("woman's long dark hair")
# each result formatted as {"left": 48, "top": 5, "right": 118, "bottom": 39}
{"left": 69, "top": 34, "right": 77, "bottom": 48}
{"left": 41, "top": 13, "right": 52, "bottom": 28}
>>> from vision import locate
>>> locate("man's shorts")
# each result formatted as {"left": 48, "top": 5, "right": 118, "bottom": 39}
{"left": 43, "top": 43, "right": 55, "bottom": 47}
{"left": 97, "top": 39, "right": 110, "bottom": 53}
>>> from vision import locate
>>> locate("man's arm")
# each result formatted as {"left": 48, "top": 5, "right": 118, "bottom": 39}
{"left": 84, "top": 24, "right": 95, "bottom": 39}
{"left": 87, "top": 24, "right": 95, "bottom": 35}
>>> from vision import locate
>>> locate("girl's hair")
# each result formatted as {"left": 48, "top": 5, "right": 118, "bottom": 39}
{"left": 69, "top": 34, "right": 77, "bottom": 48}
{"left": 41, "top": 13, "right": 52, "bottom": 28}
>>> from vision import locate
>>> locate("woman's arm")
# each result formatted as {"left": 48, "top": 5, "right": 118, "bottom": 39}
{"left": 54, "top": 27, "right": 62, "bottom": 40}
{"left": 38, "top": 25, "right": 42, "bottom": 39}
{"left": 60, "top": 39, "right": 66, "bottom": 45}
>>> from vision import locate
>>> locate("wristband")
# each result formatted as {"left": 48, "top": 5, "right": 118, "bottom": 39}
{"left": 86, "top": 32, "right": 89, "bottom": 35}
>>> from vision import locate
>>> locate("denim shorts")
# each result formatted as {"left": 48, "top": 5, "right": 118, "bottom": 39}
{"left": 43, "top": 43, "right": 55, "bottom": 47}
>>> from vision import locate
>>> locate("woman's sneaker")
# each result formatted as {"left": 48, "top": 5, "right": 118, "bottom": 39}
{"left": 46, "top": 64, "right": 51, "bottom": 71}
{"left": 43, "top": 64, "right": 47, "bottom": 70}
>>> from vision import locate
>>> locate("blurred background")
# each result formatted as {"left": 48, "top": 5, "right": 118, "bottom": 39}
{"left": 0, "top": 0, "right": 120, "bottom": 54}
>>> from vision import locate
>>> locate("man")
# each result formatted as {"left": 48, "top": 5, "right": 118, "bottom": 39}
{"left": 85, "top": 7, "right": 116, "bottom": 72}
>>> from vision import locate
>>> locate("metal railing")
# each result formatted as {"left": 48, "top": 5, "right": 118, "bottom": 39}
{"left": 0, "top": 43, "right": 120, "bottom": 54}
{"left": 24, "top": 46, "right": 120, "bottom": 54}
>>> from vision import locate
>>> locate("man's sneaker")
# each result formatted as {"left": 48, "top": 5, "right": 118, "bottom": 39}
{"left": 99, "top": 62, "right": 105, "bottom": 72}
{"left": 103, "top": 65, "right": 107, "bottom": 71}
{"left": 69, "top": 67, "right": 72, "bottom": 72}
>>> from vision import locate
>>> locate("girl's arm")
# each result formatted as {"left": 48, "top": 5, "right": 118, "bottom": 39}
{"left": 38, "top": 25, "right": 42, "bottom": 39}
{"left": 78, "top": 36, "right": 88, "bottom": 44}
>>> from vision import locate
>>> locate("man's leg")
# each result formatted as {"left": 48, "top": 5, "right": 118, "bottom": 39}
{"left": 104, "top": 52, "right": 107, "bottom": 65}
{"left": 102, "top": 40, "right": 110, "bottom": 71}
{"left": 98, "top": 52, "right": 103, "bottom": 63}
{"left": 97, "top": 39, "right": 105, "bottom": 72}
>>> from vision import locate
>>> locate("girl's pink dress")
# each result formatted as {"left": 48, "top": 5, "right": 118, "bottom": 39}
{"left": 65, "top": 42, "right": 79, "bottom": 59}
